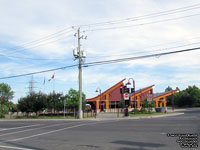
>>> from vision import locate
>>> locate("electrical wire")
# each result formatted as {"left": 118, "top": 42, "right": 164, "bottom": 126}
{"left": 1, "top": 4, "right": 200, "bottom": 62}
{"left": 84, "top": 47, "right": 200, "bottom": 67}
{"left": 0, "top": 47, "right": 199, "bottom": 80}
{"left": 84, "top": 13, "right": 200, "bottom": 32}
{"left": 86, "top": 41, "right": 200, "bottom": 59}
{"left": 0, "top": 34, "right": 74, "bottom": 58}
{"left": 0, "top": 64, "right": 78, "bottom": 80}
{"left": 15, "top": 28, "right": 74, "bottom": 48}
{"left": 77, "top": 4, "right": 200, "bottom": 28}
{"left": 0, "top": 54, "right": 72, "bottom": 61}
{"left": 0, "top": 27, "right": 74, "bottom": 54}
{"left": 2, "top": 3, "right": 200, "bottom": 55}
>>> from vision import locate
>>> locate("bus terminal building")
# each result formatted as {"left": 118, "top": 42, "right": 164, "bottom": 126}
{"left": 86, "top": 78, "right": 178, "bottom": 112}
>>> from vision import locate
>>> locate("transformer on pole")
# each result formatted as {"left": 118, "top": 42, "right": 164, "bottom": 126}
{"left": 73, "top": 28, "right": 87, "bottom": 119}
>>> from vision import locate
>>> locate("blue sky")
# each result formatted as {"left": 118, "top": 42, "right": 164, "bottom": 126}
{"left": 0, "top": 0, "right": 200, "bottom": 103}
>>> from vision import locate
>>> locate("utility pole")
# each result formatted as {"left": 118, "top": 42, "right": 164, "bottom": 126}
{"left": 73, "top": 28, "right": 87, "bottom": 119}
{"left": 78, "top": 28, "right": 83, "bottom": 119}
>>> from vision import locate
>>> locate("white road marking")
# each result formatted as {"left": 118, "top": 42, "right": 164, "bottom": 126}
{"left": 160, "top": 132, "right": 167, "bottom": 135}
{"left": 0, "top": 129, "right": 6, "bottom": 131}
{"left": 0, "top": 124, "right": 43, "bottom": 132}
{"left": 7, "top": 124, "right": 89, "bottom": 142}
{"left": 0, "top": 122, "right": 76, "bottom": 137}
{"left": 2, "top": 121, "right": 110, "bottom": 143}
{"left": 0, "top": 145, "right": 35, "bottom": 150}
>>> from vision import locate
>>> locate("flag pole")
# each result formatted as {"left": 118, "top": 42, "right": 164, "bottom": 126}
{"left": 43, "top": 77, "right": 45, "bottom": 93}
{"left": 53, "top": 74, "right": 55, "bottom": 93}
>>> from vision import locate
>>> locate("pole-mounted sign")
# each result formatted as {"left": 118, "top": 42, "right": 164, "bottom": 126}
{"left": 124, "top": 93, "right": 129, "bottom": 100}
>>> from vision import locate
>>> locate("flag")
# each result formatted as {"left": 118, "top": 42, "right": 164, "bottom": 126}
{"left": 48, "top": 74, "right": 55, "bottom": 82}
{"left": 43, "top": 77, "right": 45, "bottom": 85}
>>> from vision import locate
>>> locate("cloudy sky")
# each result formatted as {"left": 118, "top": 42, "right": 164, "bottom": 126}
{"left": 0, "top": 0, "right": 200, "bottom": 103}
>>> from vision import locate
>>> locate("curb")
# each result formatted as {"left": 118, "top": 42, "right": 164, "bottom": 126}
{"left": 93, "top": 112, "right": 185, "bottom": 121}
{"left": 0, "top": 113, "right": 184, "bottom": 121}
{"left": 131, "top": 112, "right": 185, "bottom": 119}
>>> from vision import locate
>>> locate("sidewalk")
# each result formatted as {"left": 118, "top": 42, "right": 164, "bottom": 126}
{"left": 166, "top": 108, "right": 186, "bottom": 112}
{"left": 94, "top": 111, "right": 184, "bottom": 121}
{"left": 0, "top": 112, "right": 184, "bottom": 121}
{"left": 96, "top": 112, "right": 123, "bottom": 119}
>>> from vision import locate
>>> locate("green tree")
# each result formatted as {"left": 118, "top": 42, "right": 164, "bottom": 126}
{"left": 0, "top": 83, "right": 14, "bottom": 100}
{"left": 176, "top": 87, "right": 180, "bottom": 91}
{"left": 0, "top": 83, "right": 14, "bottom": 116}
{"left": 32, "top": 92, "right": 47, "bottom": 113}
{"left": 7, "top": 101, "right": 18, "bottom": 112}
{"left": 165, "top": 86, "right": 173, "bottom": 92}
{"left": 173, "top": 85, "right": 200, "bottom": 107}
{"left": 119, "top": 99, "right": 125, "bottom": 108}
{"left": 18, "top": 92, "right": 47, "bottom": 113}
{"left": 140, "top": 99, "right": 148, "bottom": 113}
{"left": 18, "top": 95, "right": 34, "bottom": 113}
{"left": 165, "top": 86, "right": 177, "bottom": 106}
{"left": 65, "top": 88, "right": 86, "bottom": 111}
{"left": 141, "top": 99, "right": 155, "bottom": 113}
{"left": 47, "top": 93, "right": 64, "bottom": 113}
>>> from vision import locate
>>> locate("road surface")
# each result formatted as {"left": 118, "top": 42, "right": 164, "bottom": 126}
{"left": 0, "top": 108, "right": 199, "bottom": 150}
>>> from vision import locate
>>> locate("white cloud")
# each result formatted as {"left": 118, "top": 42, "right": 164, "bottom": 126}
{"left": 0, "top": 0, "right": 200, "bottom": 102}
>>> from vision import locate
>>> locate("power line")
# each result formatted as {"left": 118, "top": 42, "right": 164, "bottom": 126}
{"left": 0, "top": 64, "right": 78, "bottom": 80}
{"left": 0, "top": 54, "right": 72, "bottom": 61}
{"left": 15, "top": 28, "right": 73, "bottom": 48}
{"left": 77, "top": 4, "right": 200, "bottom": 28}
{"left": 1, "top": 4, "right": 199, "bottom": 60}
{"left": 87, "top": 41, "right": 200, "bottom": 59}
{"left": 0, "top": 34, "right": 74, "bottom": 57}
{"left": 1, "top": 3, "right": 199, "bottom": 56}
{"left": 84, "top": 13, "right": 200, "bottom": 32}
{"left": 0, "top": 47, "right": 199, "bottom": 80}
{"left": 84, "top": 47, "right": 200, "bottom": 67}
{"left": 0, "top": 28, "right": 74, "bottom": 54}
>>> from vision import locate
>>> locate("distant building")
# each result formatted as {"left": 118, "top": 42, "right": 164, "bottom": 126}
{"left": 86, "top": 78, "right": 178, "bottom": 112}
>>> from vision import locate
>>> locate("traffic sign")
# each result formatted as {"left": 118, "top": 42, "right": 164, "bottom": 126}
{"left": 124, "top": 93, "right": 129, "bottom": 100}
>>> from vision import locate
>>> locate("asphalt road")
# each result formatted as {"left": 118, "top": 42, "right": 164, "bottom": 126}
{"left": 0, "top": 108, "right": 199, "bottom": 150}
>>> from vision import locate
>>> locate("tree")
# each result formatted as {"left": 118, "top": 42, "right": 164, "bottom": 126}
{"left": 0, "top": 83, "right": 14, "bottom": 100}
{"left": 0, "top": 83, "right": 14, "bottom": 116}
{"left": 176, "top": 87, "right": 180, "bottom": 91}
{"left": 18, "top": 95, "right": 34, "bottom": 113}
{"left": 141, "top": 99, "right": 155, "bottom": 113}
{"left": 8, "top": 101, "right": 18, "bottom": 112}
{"left": 47, "top": 93, "right": 64, "bottom": 113}
{"left": 173, "top": 85, "right": 200, "bottom": 107}
{"left": 165, "top": 86, "right": 177, "bottom": 106}
{"left": 32, "top": 92, "right": 47, "bottom": 113}
{"left": 119, "top": 99, "right": 125, "bottom": 108}
{"left": 65, "top": 88, "right": 86, "bottom": 111}
{"left": 165, "top": 86, "right": 173, "bottom": 92}
{"left": 18, "top": 92, "right": 47, "bottom": 113}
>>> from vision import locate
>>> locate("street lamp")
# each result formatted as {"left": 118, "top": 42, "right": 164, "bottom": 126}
{"left": 96, "top": 87, "right": 102, "bottom": 112}
{"left": 127, "top": 78, "right": 136, "bottom": 115}
{"left": 64, "top": 99, "right": 66, "bottom": 118}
